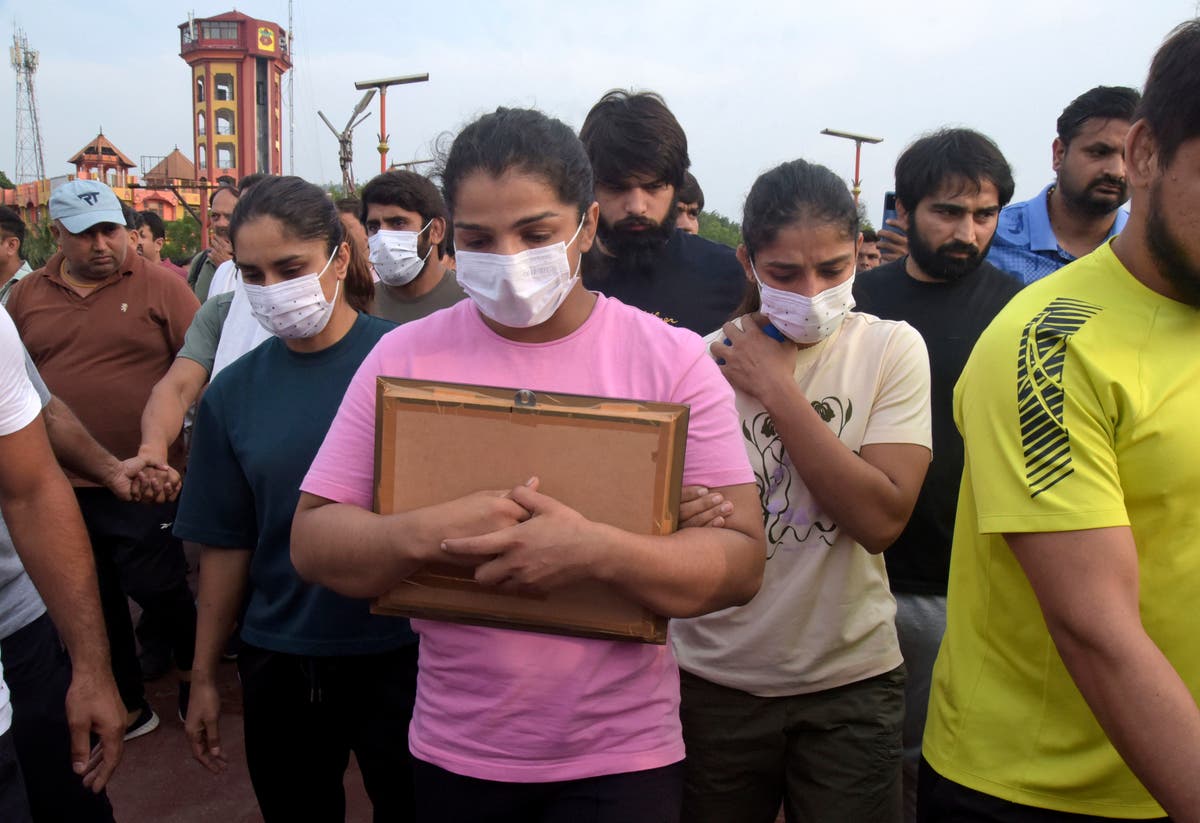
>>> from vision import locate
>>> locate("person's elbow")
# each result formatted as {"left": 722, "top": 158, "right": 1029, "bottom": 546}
{"left": 149, "top": 359, "right": 206, "bottom": 411}
{"left": 289, "top": 499, "right": 394, "bottom": 599}
{"left": 1044, "top": 601, "right": 1142, "bottom": 674}
{"left": 858, "top": 517, "right": 907, "bottom": 554}
{"left": 42, "top": 396, "right": 69, "bottom": 429}
{"left": 166, "top": 366, "right": 206, "bottom": 410}
{"left": 857, "top": 485, "right": 921, "bottom": 553}
{"left": 698, "top": 485, "right": 767, "bottom": 610}
{"left": 5, "top": 460, "right": 65, "bottom": 514}
{"left": 708, "top": 531, "right": 766, "bottom": 613}
{"left": 728, "top": 546, "right": 765, "bottom": 607}
{"left": 289, "top": 528, "right": 373, "bottom": 598}
{"left": 289, "top": 503, "right": 325, "bottom": 585}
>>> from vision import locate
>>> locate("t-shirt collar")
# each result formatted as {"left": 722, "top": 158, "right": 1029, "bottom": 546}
{"left": 1026, "top": 183, "right": 1059, "bottom": 252}
{"left": 46, "top": 247, "right": 137, "bottom": 293}
{"left": 1030, "top": 182, "right": 1131, "bottom": 252}
{"left": 468, "top": 291, "right": 606, "bottom": 348}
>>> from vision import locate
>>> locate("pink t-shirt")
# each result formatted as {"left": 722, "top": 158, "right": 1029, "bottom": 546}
{"left": 302, "top": 294, "right": 752, "bottom": 782}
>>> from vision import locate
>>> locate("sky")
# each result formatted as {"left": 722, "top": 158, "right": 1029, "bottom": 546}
{"left": 2, "top": 0, "right": 1196, "bottom": 225}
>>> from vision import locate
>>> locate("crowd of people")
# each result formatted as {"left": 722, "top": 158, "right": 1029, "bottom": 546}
{"left": 0, "top": 17, "right": 1196, "bottom": 823}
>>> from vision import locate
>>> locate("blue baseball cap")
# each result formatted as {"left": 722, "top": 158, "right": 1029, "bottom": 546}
{"left": 49, "top": 180, "right": 126, "bottom": 234}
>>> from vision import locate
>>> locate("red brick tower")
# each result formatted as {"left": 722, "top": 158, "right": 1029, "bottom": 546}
{"left": 178, "top": 12, "right": 291, "bottom": 183}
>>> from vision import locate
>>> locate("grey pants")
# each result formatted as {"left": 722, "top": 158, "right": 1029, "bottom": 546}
{"left": 894, "top": 593, "right": 947, "bottom": 823}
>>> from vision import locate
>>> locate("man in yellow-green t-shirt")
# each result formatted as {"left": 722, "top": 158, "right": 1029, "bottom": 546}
{"left": 921, "top": 21, "right": 1200, "bottom": 823}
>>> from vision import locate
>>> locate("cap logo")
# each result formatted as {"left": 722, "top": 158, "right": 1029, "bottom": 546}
{"left": 77, "top": 192, "right": 101, "bottom": 206}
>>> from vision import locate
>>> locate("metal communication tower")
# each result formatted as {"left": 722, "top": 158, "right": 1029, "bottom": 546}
{"left": 11, "top": 28, "right": 47, "bottom": 184}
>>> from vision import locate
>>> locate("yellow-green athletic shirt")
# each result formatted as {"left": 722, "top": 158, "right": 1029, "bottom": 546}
{"left": 923, "top": 240, "right": 1200, "bottom": 819}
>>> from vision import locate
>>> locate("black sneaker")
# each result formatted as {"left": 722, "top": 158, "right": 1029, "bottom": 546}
{"left": 221, "top": 633, "right": 242, "bottom": 662}
{"left": 178, "top": 681, "right": 191, "bottom": 723}
{"left": 124, "top": 704, "right": 160, "bottom": 741}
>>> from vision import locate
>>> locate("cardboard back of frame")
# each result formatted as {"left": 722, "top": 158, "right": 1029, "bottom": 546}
{"left": 371, "top": 378, "right": 689, "bottom": 644}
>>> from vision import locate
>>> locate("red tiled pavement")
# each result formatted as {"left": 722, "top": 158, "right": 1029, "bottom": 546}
{"left": 105, "top": 661, "right": 373, "bottom": 822}
{"left": 104, "top": 543, "right": 375, "bottom": 823}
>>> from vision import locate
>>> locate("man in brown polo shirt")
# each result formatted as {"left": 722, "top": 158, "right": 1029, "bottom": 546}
{"left": 6, "top": 180, "right": 199, "bottom": 740}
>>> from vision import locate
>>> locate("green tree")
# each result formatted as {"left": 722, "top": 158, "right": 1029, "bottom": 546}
{"left": 857, "top": 199, "right": 875, "bottom": 233}
{"left": 23, "top": 220, "right": 57, "bottom": 269}
{"left": 0, "top": 170, "right": 14, "bottom": 190}
{"left": 697, "top": 211, "right": 742, "bottom": 249}
{"left": 163, "top": 217, "right": 201, "bottom": 264}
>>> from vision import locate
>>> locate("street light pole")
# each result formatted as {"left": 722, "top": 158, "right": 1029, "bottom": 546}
{"left": 379, "top": 89, "right": 387, "bottom": 174}
{"left": 820, "top": 128, "right": 883, "bottom": 206}
{"left": 354, "top": 73, "right": 429, "bottom": 174}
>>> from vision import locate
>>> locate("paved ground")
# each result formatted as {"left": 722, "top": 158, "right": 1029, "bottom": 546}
{"left": 100, "top": 543, "right": 373, "bottom": 823}
{"left": 102, "top": 671, "right": 786, "bottom": 823}
{"left": 104, "top": 660, "right": 373, "bottom": 822}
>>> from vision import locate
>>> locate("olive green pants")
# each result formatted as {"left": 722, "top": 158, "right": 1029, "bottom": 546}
{"left": 680, "top": 665, "right": 905, "bottom": 823}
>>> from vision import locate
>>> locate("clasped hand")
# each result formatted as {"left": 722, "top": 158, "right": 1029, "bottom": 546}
{"left": 441, "top": 477, "right": 600, "bottom": 595}
{"left": 129, "top": 463, "right": 182, "bottom": 504}
{"left": 101, "top": 454, "right": 179, "bottom": 504}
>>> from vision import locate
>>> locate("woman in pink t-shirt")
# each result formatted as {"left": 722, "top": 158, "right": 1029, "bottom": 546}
{"left": 292, "top": 108, "right": 764, "bottom": 823}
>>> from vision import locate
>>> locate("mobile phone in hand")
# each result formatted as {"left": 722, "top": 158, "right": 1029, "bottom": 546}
{"left": 882, "top": 192, "right": 905, "bottom": 237}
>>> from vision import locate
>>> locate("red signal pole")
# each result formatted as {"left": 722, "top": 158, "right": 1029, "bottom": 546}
{"left": 378, "top": 89, "right": 387, "bottom": 174}
{"left": 200, "top": 179, "right": 209, "bottom": 248}
{"left": 354, "top": 73, "right": 429, "bottom": 174}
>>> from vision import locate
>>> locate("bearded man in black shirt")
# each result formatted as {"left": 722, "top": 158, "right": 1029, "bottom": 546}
{"left": 853, "top": 128, "right": 1020, "bottom": 823}
{"left": 579, "top": 90, "right": 744, "bottom": 335}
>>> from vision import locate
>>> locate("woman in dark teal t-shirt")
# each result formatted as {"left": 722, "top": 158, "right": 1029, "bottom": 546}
{"left": 174, "top": 176, "right": 416, "bottom": 823}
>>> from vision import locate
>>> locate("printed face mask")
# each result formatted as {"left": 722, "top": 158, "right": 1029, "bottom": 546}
{"left": 455, "top": 216, "right": 586, "bottom": 328}
{"left": 243, "top": 247, "right": 340, "bottom": 339}
{"left": 753, "top": 261, "right": 856, "bottom": 344}
{"left": 368, "top": 220, "right": 433, "bottom": 286}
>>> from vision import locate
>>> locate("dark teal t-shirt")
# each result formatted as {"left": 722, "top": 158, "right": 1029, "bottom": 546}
{"left": 175, "top": 313, "right": 415, "bottom": 655}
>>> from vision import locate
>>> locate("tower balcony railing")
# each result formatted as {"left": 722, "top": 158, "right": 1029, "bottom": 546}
{"left": 180, "top": 22, "right": 290, "bottom": 56}
{"left": 181, "top": 36, "right": 245, "bottom": 55}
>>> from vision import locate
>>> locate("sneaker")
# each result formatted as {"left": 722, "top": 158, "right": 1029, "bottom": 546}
{"left": 124, "top": 705, "right": 160, "bottom": 741}
{"left": 178, "top": 681, "right": 191, "bottom": 723}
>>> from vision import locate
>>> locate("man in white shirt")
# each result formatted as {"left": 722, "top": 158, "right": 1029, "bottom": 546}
{"left": 0, "top": 307, "right": 125, "bottom": 821}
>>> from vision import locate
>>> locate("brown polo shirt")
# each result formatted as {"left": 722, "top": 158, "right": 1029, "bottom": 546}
{"left": 6, "top": 247, "right": 200, "bottom": 483}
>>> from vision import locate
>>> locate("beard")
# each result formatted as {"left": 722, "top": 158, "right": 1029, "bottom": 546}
{"left": 1059, "top": 173, "right": 1129, "bottom": 217}
{"left": 596, "top": 209, "right": 677, "bottom": 276}
{"left": 1147, "top": 181, "right": 1200, "bottom": 307}
{"left": 907, "top": 216, "right": 991, "bottom": 282}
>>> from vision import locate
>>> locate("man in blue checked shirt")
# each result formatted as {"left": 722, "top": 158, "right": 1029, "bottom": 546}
{"left": 988, "top": 86, "right": 1140, "bottom": 286}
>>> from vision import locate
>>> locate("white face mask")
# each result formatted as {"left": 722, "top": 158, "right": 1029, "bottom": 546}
{"left": 753, "top": 261, "right": 856, "bottom": 344}
{"left": 455, "top": 216, "right": 586, "bottom": 328}
{"left": 242, "top": 247, "right": 340, "bottom": 339}
{"left": 368, "top": 220, "right": 433, "bottom": 287}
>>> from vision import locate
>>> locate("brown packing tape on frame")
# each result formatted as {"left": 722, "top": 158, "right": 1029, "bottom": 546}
{"left": 371, "top": 377, "right": 689, "bottom": 643}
